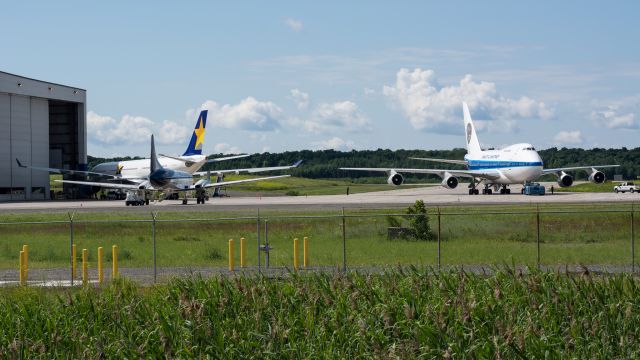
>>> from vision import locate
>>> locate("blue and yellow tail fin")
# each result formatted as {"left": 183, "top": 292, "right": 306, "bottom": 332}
{"left": 182, "top": 110, "right": 208, "bottom": 156}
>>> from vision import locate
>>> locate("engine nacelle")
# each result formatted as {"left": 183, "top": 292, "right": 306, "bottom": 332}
{"left": 387, "top": 170, "right": 404, "bottom": 186}
{"left": 137, "top": 181, "right": 152, "bottom": 190}
{"left": 194, "top": 179, "right": 210, "bottom": 188}
{"left": 588, "top": 170, "right": 606, "bottom": 184}
{"left": 557, "top": 171, "right": 574, "bottom": 187}
{"left": 441, "top": 173, "right": 459, "bottom": 189}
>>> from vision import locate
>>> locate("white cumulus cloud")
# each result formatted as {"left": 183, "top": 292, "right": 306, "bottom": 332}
{"left": 191, "top": 97, "right": 283, "bottom": 131}
{"left": 87, "top": 111, "right": 190, "bottom": 146}
{"left": 213, "top": 143, "right": 242, "bottom": 154}
{"left": 590, "top": 104, "right": 638, "bottom": 130}
{"left": 554, "top": 130, "right": 583, "bottom": 145}
{"left": 284, "top": 17, "right": 303, "bottom": 32}
{"left": 290, "top": 89, "right": 310, "bottom": 110}
{"left": 302, "top": 101, "right": 371, "bottom": 134}
{"left": 312, "top": 137, "right": 355, "bottom": 151}
{"left": 382, "top": 68, "right": 553, "bottom": 133}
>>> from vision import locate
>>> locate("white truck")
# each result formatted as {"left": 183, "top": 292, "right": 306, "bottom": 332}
{"left": 613, "top": 182, "right": 640, "bottom": 193}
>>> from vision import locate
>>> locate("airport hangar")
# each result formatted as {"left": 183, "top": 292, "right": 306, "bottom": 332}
{"left": 0, "top": 71, "right": 87, "bottom": 201}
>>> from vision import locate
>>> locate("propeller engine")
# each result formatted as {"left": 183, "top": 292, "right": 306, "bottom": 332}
{"left": 387, "top": 170, "right": 404, "bottom": 186}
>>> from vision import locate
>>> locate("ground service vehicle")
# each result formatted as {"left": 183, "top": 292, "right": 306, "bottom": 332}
{"left": 614, "top": 182, "right": 640, "bottom": 193}
{"left": 523, "top": 182, "right": 545, "bottom": 195}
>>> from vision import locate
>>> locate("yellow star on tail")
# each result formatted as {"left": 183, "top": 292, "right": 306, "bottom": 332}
{"left": 194, "top": 116, "right": 205, "bottom": 149}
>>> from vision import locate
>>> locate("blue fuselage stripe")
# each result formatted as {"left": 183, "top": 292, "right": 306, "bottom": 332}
{"left": 467, "top": 161, "right": 543, "bottom": 170}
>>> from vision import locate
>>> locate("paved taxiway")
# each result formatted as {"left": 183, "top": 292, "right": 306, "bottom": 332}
{"left": 0, "top": 182, "right": 637, "bottom": 213}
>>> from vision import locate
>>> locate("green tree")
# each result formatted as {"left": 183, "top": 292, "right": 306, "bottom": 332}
{"left": 406, "top": 200, "right": 434, "bottom": 241}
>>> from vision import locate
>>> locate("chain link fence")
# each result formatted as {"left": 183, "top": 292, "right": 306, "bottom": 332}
{"left": 1, "top": 203, "right": 637, "bottom": 285}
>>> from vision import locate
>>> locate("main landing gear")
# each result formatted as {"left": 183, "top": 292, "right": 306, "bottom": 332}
{"left": 468, "top": 178, "right": 480, "bottom": 195}
{"left": 471, "top": 184, "right": 511, "bottom": 195}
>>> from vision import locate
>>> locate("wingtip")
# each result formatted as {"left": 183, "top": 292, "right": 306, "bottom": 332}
{"left": 293, "top": 160, "right": 303, "bottom": 167}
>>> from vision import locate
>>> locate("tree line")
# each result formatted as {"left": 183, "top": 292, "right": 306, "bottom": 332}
{"left": 88, "top": 147, "right": 640, "bottom": 182}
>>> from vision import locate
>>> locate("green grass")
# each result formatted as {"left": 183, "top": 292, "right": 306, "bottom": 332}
{"left": 1, "top": 270, "right": 639, "bottom": 357}
{"left": 0, "top": 203, "right": 638, "bottom": 271}
{"left": 555, "top": 180, "right": 620, "bottom": 193}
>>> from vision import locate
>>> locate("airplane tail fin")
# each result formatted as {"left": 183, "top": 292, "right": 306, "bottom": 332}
{"left": 463, "top": 102, "right": 482, "bottom": 156}
{"left": 150, "top": 134, "right": 163, "bottom": 173}
{"left": 183, "top": 110, "right": 208, "bottom": 156}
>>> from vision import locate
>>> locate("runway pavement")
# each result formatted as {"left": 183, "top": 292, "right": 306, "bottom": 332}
{"left": 0, "top": 182, "right": 638, "bottom": 213}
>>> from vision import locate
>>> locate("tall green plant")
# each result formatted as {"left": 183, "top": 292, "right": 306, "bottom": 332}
{"left": 406, "top": 200, "right": 434, "bottom": 241}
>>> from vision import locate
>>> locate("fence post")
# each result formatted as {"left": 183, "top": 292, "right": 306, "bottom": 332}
{"left": 68, "top": 211, "right": 75, "bottom": 286}
{"left": 437, "top": 207, "right": 441, "bottom": 271}
{"left": 303, "top": 236, "right": 309, "bottom": 268}
{"left": 536, "top": 205, "right": 541, "bottom": 271}
{"left": 228, "top": 239, "right": 234, "bottom": 272}
{"left": 257, "top": 209, "right": 261, "bottom": 273}
{"left": 151, "top": 211, "right": 158, "bottom": 283}
{"left": 265, "top": 220, "right": 270, "bottom": 268}
{"left": 342, "top": 207, "right": 347, "bottom": 272}
{"left": 82, "top": 248, "right": 88, "bottom": 286}
{"left": 293, "top": 238, "right": 299, "bottom": 271}
{"left": 112, "top": 245, "right": 118, "bottom": 279}
{"left": 632, "top": 205, "right": 635, "bottom": 273}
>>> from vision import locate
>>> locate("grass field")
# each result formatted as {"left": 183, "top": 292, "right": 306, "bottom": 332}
{"left": 555, "top": 181, "right": 619, "bottom": 193}
{"left": 1, "top": 269, "right": 638, "bottom": 357}
{"left": 1, "top": 203, "right": 638, "bottom": 271}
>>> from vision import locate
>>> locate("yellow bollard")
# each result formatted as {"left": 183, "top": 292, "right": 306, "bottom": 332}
{"left": 303, "top": 237, "right": 309, "bottom": 268}
{"left": 72, "top": 244, "right": 77, "bottom": 280}
{"left": 19, "top": 250, "right": 25, "bottom": 285}
{"left": 228, "top": 239, "right": 234, "bottom": 272}
{"left": 98, "top": 247, "right": 103, "bottom": 284}
{"left": 293, "top": 238, "right": 299, "bottom": 271}
{"left": 82, "top": 249, "right": 88, "bottom": 286}
{"left": 240, "top": 237, "right": 245, "bottom": 268}
{"left": 22, "top": 245, "right": 28, "bottom": 279}
{"left": 112, "top": 245, "right": 118, "bottom": 279}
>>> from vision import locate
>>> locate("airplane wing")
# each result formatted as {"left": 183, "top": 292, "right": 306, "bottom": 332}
{"left": 541, "top": 165, "right": 620, "bottom": 175}
{"left": 409, "top": 157, "right": 468, "bottom": 165}
{"left": 339, "top": 167, "right": 502, "bottom": 180}
{"left": 193, "top": 160, "right": 303, "bottom": 176}
{"left": 16, "top": 158, "right": 123, "bottom": 179}
{"left": 159, "top": 153, "right": 251, "bottom": 163}
{"left": 206, "top": 154, "right": 251, "bottom": 162}
{"left": 200, "top": 174, "right": 291, "bottom": 189}
{"left": 55, "top": 179, "right": 144, "bottom": 190}
{"left": 57, "top": 174, "right": 291, "bottom": 192}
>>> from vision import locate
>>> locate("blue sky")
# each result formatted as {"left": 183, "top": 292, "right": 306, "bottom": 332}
{"left": 2, "top": 1, "right": 639, "bottom": 157}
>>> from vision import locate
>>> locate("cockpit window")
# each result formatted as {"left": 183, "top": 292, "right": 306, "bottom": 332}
{"left": 522, "top": 147, "right": 536, "bottom": 151}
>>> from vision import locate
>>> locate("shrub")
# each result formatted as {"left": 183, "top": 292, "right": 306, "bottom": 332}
{"left": 406, "top": 200, "right": 434, "bottom": 241}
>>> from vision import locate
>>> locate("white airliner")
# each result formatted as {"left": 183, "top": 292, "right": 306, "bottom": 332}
{"left": 341, "top": 102, "right": 619, "bottom": 195}
{"left": 49, "top": 135, "right": 292, "bottom": 205}
{"left": 17, "top": 110, "right": 302, "bottom": 204}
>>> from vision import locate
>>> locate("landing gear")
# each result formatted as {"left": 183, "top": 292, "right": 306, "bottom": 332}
{"left": 499, "top": 185, "right": 511, "bottom": 194}
{"left": 468, "top": 178, "right": 479, "bottom": 195}
{"left": 195, "top": 188, "right": 207, "bottom": 205}
{"left": 482, "top": 185, "right": 493, "bottom": 195}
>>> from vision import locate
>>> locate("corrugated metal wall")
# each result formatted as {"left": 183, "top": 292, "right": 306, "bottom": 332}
{"left": 0, "top": 94, "right": 51, "bottom": 200}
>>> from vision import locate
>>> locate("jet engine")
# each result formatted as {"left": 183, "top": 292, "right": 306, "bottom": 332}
{"left": 557, "top": 171, "right": 574, "bottom": 187}
{"left": 588, "top": 169, "right": 606, "bottom": 184}
{"left": 442, "top": 173, "right": 459, "bottom": 189}
{"left": 387, "top": 170, "right": 404, "bottom": 186}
